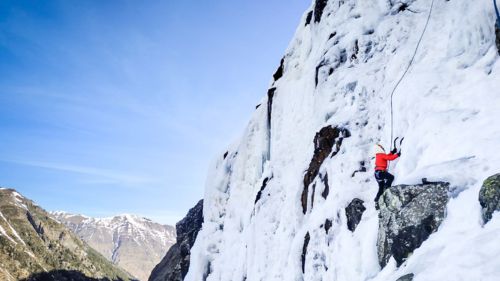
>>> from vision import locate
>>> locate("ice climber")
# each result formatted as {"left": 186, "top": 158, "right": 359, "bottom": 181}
{"left": 374, "top": 144, "right": 400, "bottom": 205}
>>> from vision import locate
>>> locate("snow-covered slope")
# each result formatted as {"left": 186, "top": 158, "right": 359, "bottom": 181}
{"left": 185, "top": 0, "right": 500, "bottom": 281}
{"left": 52, "top": 212, "right": 176, "bottom": 281}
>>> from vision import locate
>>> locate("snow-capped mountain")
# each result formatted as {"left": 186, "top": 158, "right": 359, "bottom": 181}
{"left": 52, "top": 212, "right": 176, "bottom": 281}
{"left": 0, "top": 188, "right": 134, "bottom": 281}
{"left": 182, "top": 0, "right": 500, "bottom": 281}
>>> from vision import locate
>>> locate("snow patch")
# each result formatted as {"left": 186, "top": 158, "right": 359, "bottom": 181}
{"left": 11, "top": 192, "right": 28, "bottom": 210}
{"left": 24, "top": 250, "right": 36, "bottom": 259}
{"left": 0, "top": 224, "right": 17, "bottom": 245}
{"left": 0, "top": 211, "right": 26, "bottom": 246}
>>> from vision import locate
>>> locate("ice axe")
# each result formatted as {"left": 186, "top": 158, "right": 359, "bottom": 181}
{"left": 392, "top": 137, "right": 404, "bottom": 152}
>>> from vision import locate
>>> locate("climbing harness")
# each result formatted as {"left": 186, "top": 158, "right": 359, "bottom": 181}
{"left": 495, "top": 0, "right": 500, "bottom": 28}
{"left": 389, "top": 0, "right": 436, "bottom": 149}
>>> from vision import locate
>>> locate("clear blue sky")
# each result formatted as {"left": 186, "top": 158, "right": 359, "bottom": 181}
{"left": 0, "top": 1, "right": 309, "bottom": 224}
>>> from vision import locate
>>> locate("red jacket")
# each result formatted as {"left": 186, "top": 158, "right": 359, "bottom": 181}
{"left": 375, "top": 153, "right": 399, "bottom": 171}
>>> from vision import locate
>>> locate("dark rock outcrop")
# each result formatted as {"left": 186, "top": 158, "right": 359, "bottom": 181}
{"left": 496, "top": 24, "right": 500, "bottom": 55}
{"left": 324, "top": 219, "right": 332, "bottom": 233}
{"left": 320, "top": 173, "right": 329, "bottom": 199}
{"left": 396, "top": 273, "right": 414, "bottom": 281}
{"left": 351, "top": 40, "right": 359, "bottom": 61}
{"left": 301, "top": 232, "right": 310, "bottom": 273}
{"left": 377, "top": 182, "right": 449, "bottom": 267}
{"left": 267, "top": 88, "right": 276, "bottom": 130}
{"left": 273, "top": 58, "right": 285, "bottom": 81}
{"left": 314, "top": 0, "right": 329, "bottom": 23}
{"left": 255, "top": 177, "right": 270, "bottom": 204}
{"left": 305, "top": 11, "right": 313, "bottom": 26}
{"left": 149, "top": 200, "right": 204, "bottom": 281}
{"left": 396, "top": 3, "right": 409, "bottom": 13}
{"left": 301, "top": 126, "right": 350, "bottom": 214}
{"left": 345, "top": 198, "right": 366, "bottom": 232}
{"left": 479, "top": 173, "right": 500, "bottom": 223}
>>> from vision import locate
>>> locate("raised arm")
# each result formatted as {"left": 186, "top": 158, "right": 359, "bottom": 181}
{"left": 383, "top": 153, "right": 400, "bottom": 161}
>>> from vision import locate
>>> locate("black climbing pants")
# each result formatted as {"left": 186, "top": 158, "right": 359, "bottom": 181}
{"left": 374, "top": 170, "right": 394, "bottom": 203}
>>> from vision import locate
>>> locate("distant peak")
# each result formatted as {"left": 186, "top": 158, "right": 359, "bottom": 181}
{"left": 51, "top": 211, "right": 90, "bottom": 219}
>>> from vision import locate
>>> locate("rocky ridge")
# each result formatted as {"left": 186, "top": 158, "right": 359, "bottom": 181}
{"left": 149, "top": 200, "right": 203, "bottom": 281}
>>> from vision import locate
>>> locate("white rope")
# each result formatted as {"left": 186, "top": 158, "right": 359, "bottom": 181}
{"left": 390, "top": 0, "right": 436, "bottom": 148}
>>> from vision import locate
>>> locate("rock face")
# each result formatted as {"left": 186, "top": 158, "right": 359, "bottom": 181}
{"left": 313, "top": 0, "right": 328, "bottom": 23}
{"left": 0, "top": 188, "right": 134, "bottom": 281}
{"left": 149, "top": 200, "right": 203, "bottom": 281}
{"left": 496, "top": 24, "right": 500, "bottom": 55}
{"left": 345, "top": 198, "right": 366, "bottom": 232}
{"left": 302, "top": 126, "right": 350, "bottom": 213}
{"left": 396, "top": 273, "right": 414, "bottom": 281}
{"left": 378, "top": 182, "right": 450, "bottom": 267}
{"left": 52, "top": 212, "right": 176, "bottom": 281}
{"left": 301, "top": 232, "right": 311, "bottom": 273}
{"left": 479, "top": 173, "right": 500, "bottom": 223}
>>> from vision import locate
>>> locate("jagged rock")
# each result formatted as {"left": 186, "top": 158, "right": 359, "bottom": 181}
{"left": 267, "top": 88, "right": 276, "bottom": 130}
{"left": 345, "top": 198, "right": 366, "bottom": 232}
{"left": 310, "top": 183, "right": 317, "bottom": 209}
{"left": 305, "top": 11, "right": 313, "bottom": 26}
{"left": 320, "top": 173, "right": 329, "bottom": 199}
{"left": 302, "top": 126, "right": 350, "bottom": 213}
{"left": 272, "top": 58, "right": 284, "bottom": 81}
{"left": 301, "top": 232, "right": 310, "bottom": 273}
{"left": 351, "top": 40, "right": 359, "bottom": 61}
{"left": 149, "top": 200, "right": 204, "bottom": 281}
{"left": 254, "top": 177, "right": 270, "bottom": 204}
{"left": 324, "top": 219, "right": 332, "bottom": 233}
{"left": 377, "top": 182, "right": 450, "bottom": 267}
{"left": 479, "top": 173, "right": 500, "bottom": 223}
{"left": 392, "top": 2, "right": 409, "bottom": 14}
{"left": 149, "top": 244, "right": 181, "bottom": 281}
{"left": 396, "top": 273, "right": 414, "bottom": 281}
{"left": 495, "top": 24, "right": 500, "bottom": 55}
{"left": 314, "top": 0, "right": 328, "bottom": 23}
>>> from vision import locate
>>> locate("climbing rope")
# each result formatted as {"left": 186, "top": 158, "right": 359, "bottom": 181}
{"left": 389, "top": 0, "right": 436, "bottom": 148}
{"left": 495, "top": 0, "right": 500, "bottom": 28}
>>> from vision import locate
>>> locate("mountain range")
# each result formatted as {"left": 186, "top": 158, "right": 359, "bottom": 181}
{"left": 52, "top": 212, "right": 176, "bottom": 281}
{"left": 0, "top": 188, "right": 135, "bottom": 281}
